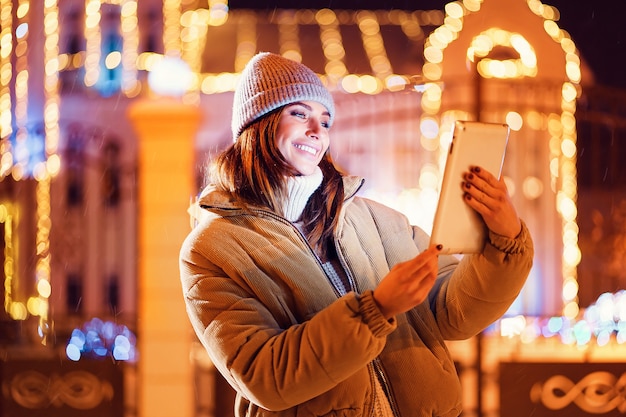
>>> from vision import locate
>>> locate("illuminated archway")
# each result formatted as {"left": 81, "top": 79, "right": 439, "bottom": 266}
{"left": 420, "top": 0, "right": 581, "bottom": 318}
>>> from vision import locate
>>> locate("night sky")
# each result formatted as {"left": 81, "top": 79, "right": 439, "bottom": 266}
{"left": 228, "top": 0, "right": 626, "bottom": 90}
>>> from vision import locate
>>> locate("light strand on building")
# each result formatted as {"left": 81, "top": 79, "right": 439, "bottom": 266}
{"left": 277, "top": 10, "right": 302, "bottom": 63}
{"left": 13, "top": 0, "right": 30, "bottom": 180}
{"left": 180, "top": 8, "right": 210, "bottom": 74}
{"left": 84, "top": 0, "right": 102, "bottom": 88}
{"left": 207, "top": 0, "right": 228, "bottom": 26}
{"left": 191, "top": 9, "right": 425, "bottom": 95}
{"left": 0, "top": 0, "right": 14, "bottom": 177}
{"left": 84, "top": 0, "right": 139, "bottom": 96}
{"left": 0, "top": 204, "right": 18, "bottom": 319}
{"left": 43, "top": 0, "right": 60, "bottom": 170}
{"left": 163, "top": 0, "right": 182, "bottom": 56}
{"left": 527, "top": 0, "right": 582, "bottom": 319}
{"left": 120, "top": 0, "right": 139, "bottom": 96}
{"left": 234, "top": 11, "right": 257, "bottom": 73}
{"left": 356, "top": 10, "right": 392, "bottom": 94}
{"left": 35, "top": 177, "right": 52, "bottom": 344}
{"left": 315, "top": 9, "right": 347, "bottom": 87}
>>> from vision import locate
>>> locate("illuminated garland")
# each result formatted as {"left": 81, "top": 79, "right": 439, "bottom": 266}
{"left": 0, "top": 0, "right": 13, "bottom": 175}
{"left": 84, "top": 0, "right": 139, "bottom": 97}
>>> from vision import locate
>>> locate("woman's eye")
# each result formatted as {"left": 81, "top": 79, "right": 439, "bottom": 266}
{"left": 321, "top": 121, "right": 330, "bottom": 129}
{"left": 290, "top": 110, "right": 306, "bottom": 118}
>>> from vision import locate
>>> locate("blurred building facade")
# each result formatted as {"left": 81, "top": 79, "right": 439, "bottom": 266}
{"left": 1, "top": 0, "right": 626, "bottom": 416}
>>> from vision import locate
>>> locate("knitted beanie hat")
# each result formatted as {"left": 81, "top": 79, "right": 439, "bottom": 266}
{"left": 231, "top": 52, "right": 335, "bottom": 141}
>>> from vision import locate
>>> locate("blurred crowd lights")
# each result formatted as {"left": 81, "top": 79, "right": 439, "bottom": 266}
{"left": 500, "top": 291, "right": 626, "bottom": 348}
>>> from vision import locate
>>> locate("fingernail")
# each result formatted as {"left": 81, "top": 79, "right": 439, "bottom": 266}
{"left": 464, "top": 182, "right": 471, "bottom": 189}
{"left": 467, "top": 173, "right": 474, "bottom": 180}
{"left": 472, "top": 166, "right": 481, "bottom": 173}
{"left": 436, "top": 244, "right": 443, "bottom": 251}
{"left": 464, "top": 193, "right": 471, "bottom": 200}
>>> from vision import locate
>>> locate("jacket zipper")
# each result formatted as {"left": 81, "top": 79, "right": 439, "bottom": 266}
{"left": 248, "top": 209, "right": 400, "bottom": 416}
{"left": 334, "top": 241, "right": 401, "bottom": 417}
{"left": 249, "top": 209, "right": 344, "bottom": 298}
{"left": 372, "top": 358, "right": 401, "bottom": 417}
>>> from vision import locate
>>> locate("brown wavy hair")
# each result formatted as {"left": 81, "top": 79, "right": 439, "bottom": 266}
{"left": 209, "top": 108, "right": 345, "bottom": 256}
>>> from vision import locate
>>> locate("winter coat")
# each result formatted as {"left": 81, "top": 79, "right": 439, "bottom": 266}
{"left": 179, "top": 175, "right": 534, "bottom": 417}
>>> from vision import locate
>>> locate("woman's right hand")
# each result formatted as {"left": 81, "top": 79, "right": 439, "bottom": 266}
{"left": 372, "top": 245, "right": 442, "bottom": 320}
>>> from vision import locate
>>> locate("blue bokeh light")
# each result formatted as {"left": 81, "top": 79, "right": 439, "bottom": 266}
{"left": 66, "top": 317, "right": 137, "bottom": 362}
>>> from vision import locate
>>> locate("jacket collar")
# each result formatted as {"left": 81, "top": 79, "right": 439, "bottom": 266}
{"left": 192, "top": 175, "right": 364, "bottom": 221}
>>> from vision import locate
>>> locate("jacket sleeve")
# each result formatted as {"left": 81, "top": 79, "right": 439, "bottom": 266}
{"left": 426, "top": 220, "right": 534, "bottom": 339}
{"left": 179, "top": 231, "right": 396, "bottom": 411}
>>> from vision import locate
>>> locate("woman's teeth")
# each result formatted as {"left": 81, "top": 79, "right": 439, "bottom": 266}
{"left": 294, "top": 144, "right": 316, "bottom": 155}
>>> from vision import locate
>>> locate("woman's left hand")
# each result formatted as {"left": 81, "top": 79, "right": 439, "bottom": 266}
{"left": 462, "top": 166, "right": 521, "bottom": 239}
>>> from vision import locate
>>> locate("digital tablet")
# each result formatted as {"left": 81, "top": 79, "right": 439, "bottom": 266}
{"left": 430, "top": 120, "right": 510, "bottom": 254}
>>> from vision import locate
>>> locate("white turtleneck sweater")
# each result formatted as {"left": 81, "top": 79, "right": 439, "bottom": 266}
{"left": 283, "top": 167, "right": 351, "bottom": 295}
{"left": 282, "top": 167, "right": 324, "bottom": 223}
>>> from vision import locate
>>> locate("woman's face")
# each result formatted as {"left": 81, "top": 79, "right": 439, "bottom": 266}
{"left": 275, "top": 101, "right": 331, "bottom": 176}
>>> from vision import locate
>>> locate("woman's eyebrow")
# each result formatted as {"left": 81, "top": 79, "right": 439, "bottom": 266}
{"left": 288, "top": 101, "right": 311, "bottom": 110}
{"left": 288, "top": 102, "right": 330, "bottom": 117}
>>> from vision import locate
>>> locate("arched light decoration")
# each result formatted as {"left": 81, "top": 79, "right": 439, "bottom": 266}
{"left": 421, "top": 0, "right": 582, "bottom": 319}
{"left": 84, "top": 0, "right": 139, "bottom": 97}
{"left": 467, "top": 28, "right": 537, "bottom": 78}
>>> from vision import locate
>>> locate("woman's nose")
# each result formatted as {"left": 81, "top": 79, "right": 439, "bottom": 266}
{"left": 307, "top": 120, "right": 321, "bottom": 138}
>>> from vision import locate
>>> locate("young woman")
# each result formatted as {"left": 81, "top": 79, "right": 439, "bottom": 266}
{"left": 179, "top": 52, "right": 533, "bottom": 417}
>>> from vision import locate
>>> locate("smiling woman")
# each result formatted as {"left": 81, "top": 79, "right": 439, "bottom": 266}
{"left": 178, "top": 51, "right": 533, "bottom": 417}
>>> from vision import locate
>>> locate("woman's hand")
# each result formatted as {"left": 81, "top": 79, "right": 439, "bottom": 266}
{"left": 462, "top": 166, "right": 521, "bottom": 239}
{"left": 372, "top": 245, "right": 442, "bottom": 320}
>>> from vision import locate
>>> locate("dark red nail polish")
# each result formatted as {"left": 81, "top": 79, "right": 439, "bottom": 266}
{"left": 436, "top": 244, "right": 443, "bottom": 251}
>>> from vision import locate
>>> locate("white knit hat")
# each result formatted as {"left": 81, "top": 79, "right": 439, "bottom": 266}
{"left": 231, "top": 52, "right": 335, "bottom": 141}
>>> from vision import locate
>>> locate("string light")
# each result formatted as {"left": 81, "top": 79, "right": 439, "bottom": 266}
{"left": 43, "top": 0, "right": 60, "bottom": 164}
{"left": 0, "top": 0, "right": 13, "bottom": 163}
{"left": 526, "top": 0, "right": 582, "bottom": 318}
{"left": 84, "top": 0, "right": 139, "bottom": 96}
{"left": 207, "top": 0, "right": 228, "bottom": 26}
{"left": 162, "top": 0, "right": 182, "bottom": 56}
{"left": 317, "top": 9, "right": 347, "bottom": 86}
{"left": 467, "top": 29, "right": 537, "bottom": 79}
{"left": 13, "top": 0, "right": 30, "bottom": 180}
{"left": 234, "top": 11, "right": 257, "bottom": 73}
{"left": 0, "top": 203, "right": 20, "bottom": 320}
{"left": 84, "top": 0, "right": 102, "bottom": 88}
{"left": 193, "top": 9, "right": 425, "bottom": 95}
{"left": 180, "top": 8, "right": 210, "bottom": 74}
{"left": 277, "top": 10, "right": 302, "bottom": 63}
{"left": 35, "top": 177, "right": 52, "bottom": 344}
{"left": 120, "top": 1, "right": 139, "bottom": 96}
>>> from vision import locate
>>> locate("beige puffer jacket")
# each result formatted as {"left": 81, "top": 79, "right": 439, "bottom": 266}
{"left": 179, "top": 175, "right": 534, "bottom": 417}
